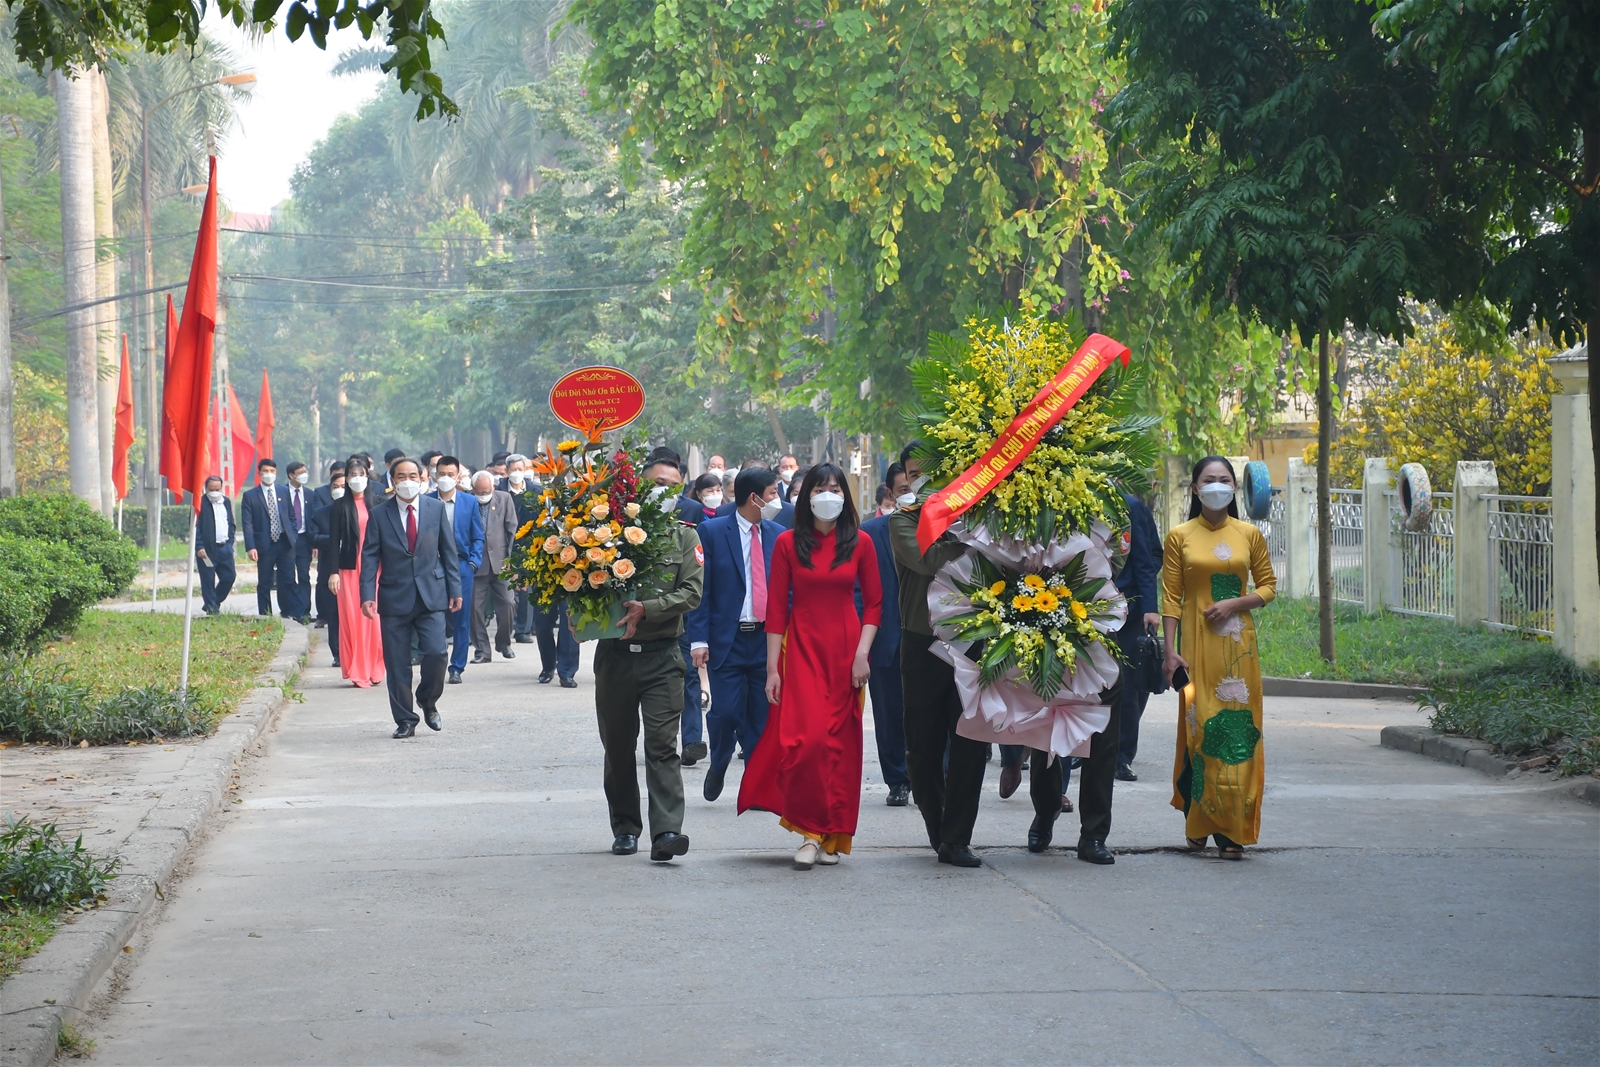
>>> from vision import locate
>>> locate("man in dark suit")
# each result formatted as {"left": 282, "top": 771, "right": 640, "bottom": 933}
{"left": 686, "top": 466, "right": 785, "bottom": 803}
{"left": 708, "top": 464, "right": 795, "bottom": 530}
{"left": 470, "top": 469, "right": 519, "bottom": 663}
{"left": 428, "top": 456, "right": 485, "bottom": 685}
{"left": 239, "top": 457, "right": 298, "bottom": 619}
{"left": 860, "top": 464, "right": 912, "bottom": 806}
{"left": 283, "top": 461, "right": 314, "bottom": 622}
{"left": 310, "top": 463, "right": 344, "bottom": 662}
{"left": 360, "top": 457, "right": 462, "bottom": 738}
{"left": 196, "top": 475, "right": 237, "bottom": 615}
{"left": 309, "top": 461, "right": 344, "bottom": 632}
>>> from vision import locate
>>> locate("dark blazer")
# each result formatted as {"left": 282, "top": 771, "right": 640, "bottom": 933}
{"left": 711, "top": 498, "right": 795, "bottom": 530}
{"left": 308, "top": 484, "right": 337, "bottom": 550}
{"left": 359, "top": 494, "right": 461, "bottom": 615}
{"left": 685, "top": 511, "right": 784, "bottom": 670}
{"left": 196, "top": 496, "right": 236, "bottom": 557}
{"left": 1115, "top": 494, "right": 1161, "bottom": 626}
{"left": 858, "top": 514, "right": 901, "bottom": 666}
{"left": 676, "top": 496, "right": 718, "bottom": 526}
{"left": 428, "top": 490, "right": 485, "bottom": 574}
{"left": 239, "top": 483, "right": 297, "bottom": 553}
{"left": 326, "top": 497, "right": 371, "bottom": 571}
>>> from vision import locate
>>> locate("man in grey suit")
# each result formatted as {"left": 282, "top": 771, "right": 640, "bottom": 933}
{"left": 471, "top": 469, "right": 519, "bottom": 663}
{"left": 360, "top": 457, "right": 463, "bottom": 738}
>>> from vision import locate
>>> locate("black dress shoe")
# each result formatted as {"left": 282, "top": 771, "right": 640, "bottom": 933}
{"left": 330, "top": 657, "right": 340, "bottom": 668}
{"left": 513, "top": 634, "right": 534, "bottom": 644}
{"left": 538, "top": 670, "right": 554, "bottom": 684}
{"left": 650, "top": 832, "right": 690, "bottom": 861}
{"left": 886, "top": 784, "right": 911, "bottom": 807}
{"left": 1077, "top": 839, "right": 1115, "bottom": 865}
{"left": 559, "top": 676, "right": 577, "bottom": 689}
{"left": 1028, "top": 815, "right": 1056, "bottom": 853}
{"left": 703, "top": 763, "right": 726, "bottom": 802}
{"left": 472, "top": 651, "right": 493, "bottom": 664}
{"left": 938, "top": 843, "right": 983, "bottom": 868}
{"left": 392, "top": 723, "right": 416, "bottom": 739}
{"left": 447, "top": 668, "right": 462, "bottom": 684}
{"left": 611, "top": 834, "right": 638, "bottom": 855}
{"left": 1116, "top": 763, "right": 1138, "bottom": 782}
{"left": 498, "top": 646, "right": 515, "bottom": 660}
{"left": 422, "top": 706, "right": 442, "bottom": 731}
{"left": 681, "top": 741, "right": 708, "bottom": 767}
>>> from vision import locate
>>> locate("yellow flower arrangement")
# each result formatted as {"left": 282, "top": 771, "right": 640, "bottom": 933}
{"left": 988, "top": 580, "right": 1007, "bottom": 596}
{"left": 557, "top": 440, "right": 582, "bottom": 453}
{"left": 909, "top": 311, "right": 1157, "bottom": 541}
{"left": 1022, "top": 574, "right": 1046, "bottom": 591}
{"left": 515, "top": 521, "right": 535, "bottom": 540}
{"left": 542, "top": 536, "right": 562, "bottom": 555}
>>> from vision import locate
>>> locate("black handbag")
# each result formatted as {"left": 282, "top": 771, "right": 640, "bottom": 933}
{"left": 1134, "top": 626, "right": 1169, "bottom": 695}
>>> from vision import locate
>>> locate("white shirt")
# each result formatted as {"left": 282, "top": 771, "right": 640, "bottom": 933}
{"left": 290, "top": 486, "right": 307, "bottom": 533}
{"left": 691, "top": 511, "right": 761, "bottom": 652}
{"left": 209, "top": 498, "right": 229, "bottom": 544}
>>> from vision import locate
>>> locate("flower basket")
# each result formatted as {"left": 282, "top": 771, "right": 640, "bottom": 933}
{"left": 570, "top": 595, "right": 628, "bottom": 642}
{"left": 503, "top": 423, "right": 684, "bottom": 637}
{"left": 907, "top": 312, "right": 1156, "bottom": 758}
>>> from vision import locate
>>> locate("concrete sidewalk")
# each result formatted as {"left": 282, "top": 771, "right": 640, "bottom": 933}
{"left": 85, "top": 636, "right": 1599, "bottom": 1065}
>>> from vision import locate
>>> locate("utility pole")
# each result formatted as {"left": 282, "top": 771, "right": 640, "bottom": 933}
{"left": 215, "top": 292, "right": 231, "bottom": 493}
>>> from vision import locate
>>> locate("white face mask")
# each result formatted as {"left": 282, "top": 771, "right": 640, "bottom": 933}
{"left": 706, "top": 466, "right": 724, "bottom": 477}
{"left": 1197, "top": 482, "right": 1236, "bottom": 512}
{"left": 475, "top": 491, "right": 494, "bottom": 505}
{"left": 778, "top": 467, "right": 796, "bottom": 483}
{"left": 759, "top": 496, "right": 783, "bottom": 521}
{"left": 700, "top": 491, "right": 724, "bottom": 510}
{"left": 896, "top": 492, "right": 917, "bottom": 509}
{"left": 509, "top": 470, "right": 526, "bottom": 485}
{"left": 647, "top": 483, "right": 675, "bottom": 505}
{"left": 435, "top": 475, "right": 457, "bottom": 494}
{"left": 259, "top": 471, "right": 276, "bottom": 487}
{"left": 331, "top": 487, "right": 346, "bottom": 500}
{"left": 206, "top": 490, "right": 224, "bottom": 503}
{"left": 346, "top": 475, "right": 369, "bottom": 494}
{"left": 810, "top": 492, "right": 845, "bottom": 522}
{"left": 393, "top": 479, "right": 423, "bottom": 501}
{"left": 294, "top": 471, "right": 309, "bottom": 485}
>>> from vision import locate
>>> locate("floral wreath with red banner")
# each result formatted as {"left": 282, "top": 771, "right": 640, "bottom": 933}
{"left": 902, "top": 311, "right": 1159, "bottom": 758}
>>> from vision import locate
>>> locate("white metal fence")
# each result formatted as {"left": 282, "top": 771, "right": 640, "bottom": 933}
{"left": 1486, "top": 495, "right": 1555, "bottom": 636}
{"left": 1330, "top": 488, "right": 1365, "bottom": 605}
{"left": 1263, "top": 487, "right": 1287, "bottom": 580}
{"left": 1388, "top": 490, "right": 1456, "bottom": 620}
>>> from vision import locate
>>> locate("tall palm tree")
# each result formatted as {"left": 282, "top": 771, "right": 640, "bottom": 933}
{"left": 91, "top": 65, "right": 116, "bottom": 514}
{"left": 50, "top": 65, "right": 100, "bottom": 509}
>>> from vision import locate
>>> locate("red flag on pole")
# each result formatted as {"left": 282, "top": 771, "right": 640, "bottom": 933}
{"left": 112, "top": 334, "right": 135, "bottom": 501}
{"left": 254, "top": 369, "right": 275, "bottom": 469}
{"left": 158, "top": 293, "right": 183, "bottom": 500}
{"left": 161, "top": 156, "right": 219, "bottom": 512}
{"left": 212, "top": 384, "right": 255, "bottom": 496}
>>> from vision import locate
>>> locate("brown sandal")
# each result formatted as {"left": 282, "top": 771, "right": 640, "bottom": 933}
{"left": 1186, "top": 836, "right": 1207, "bottom": 852}
{"left": 1218, "top": 844, "right": 1245, "bottom": 860}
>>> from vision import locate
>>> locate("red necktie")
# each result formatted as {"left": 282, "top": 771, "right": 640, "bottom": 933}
{"left": 406, "top": 503, "right": 417, "bottom": 554}
{"left": 749, "top": 523, "right": 766, "bottom": 622}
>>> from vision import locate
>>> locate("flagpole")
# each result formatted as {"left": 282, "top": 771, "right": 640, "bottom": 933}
{"left": 178, "top": 509, "right": 199, "bottom": 692}
{"left": 150, "top": 506, "right": 161, "bottom": 610}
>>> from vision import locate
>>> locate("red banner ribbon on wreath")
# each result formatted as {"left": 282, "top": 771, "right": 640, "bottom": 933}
{"left": 916, "top": 333, "right": 1132, "bottom": 553}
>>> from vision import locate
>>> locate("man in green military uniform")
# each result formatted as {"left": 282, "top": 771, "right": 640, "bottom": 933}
{"left": 595, "top": 446, "right": 705, "bottom": 862}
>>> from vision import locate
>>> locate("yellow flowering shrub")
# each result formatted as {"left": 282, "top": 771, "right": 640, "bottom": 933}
{"left": 1320, "top": 318, "right": 1557, "bottom": 494}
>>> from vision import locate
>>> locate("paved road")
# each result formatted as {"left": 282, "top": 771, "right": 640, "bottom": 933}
{"left": 87, "top": 632, "right": 1599, "bottom": 1065}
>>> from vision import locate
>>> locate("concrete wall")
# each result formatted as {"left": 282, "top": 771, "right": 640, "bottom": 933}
{"left": 1551, "top": 346, "right": 1599, "bottom": 668}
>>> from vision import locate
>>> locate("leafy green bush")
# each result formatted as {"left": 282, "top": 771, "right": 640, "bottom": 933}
{"left": 0, "top": 494, "right": 138, "bottom": 595}
{"left": 1422, "top": 646, "right": 1600, "bottom": 776}
{"left": 0, "top": 655, "right": 217, "bottom": 745}
{"left": 0, "top": 535, "right": 103, "bottom": 651}
{"left": 119, "top": 504, "right": 199, "bottom": 548}
{"left": 0, "top": 817, "right": 118, "bottom": 910}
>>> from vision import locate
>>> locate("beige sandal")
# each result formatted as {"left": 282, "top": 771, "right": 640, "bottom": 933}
{"left": 1186, "top": 836, "right": 1208, "bottom": 852}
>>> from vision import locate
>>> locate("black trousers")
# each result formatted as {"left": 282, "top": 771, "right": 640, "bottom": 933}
{"left": 255, "top": 538, "right": 296, "bottom": 617}
{"left": 901, "top": 632, "right": 988, "bottom": 849}
{"left": 1025, "top": 747, "right": 1065, "bottom": 828}
{"left": 290, "top": 536, "right": 313, "bottom": 618}
{"left": 315, "top": 552, "right": 338, "bottom": 657}
{"left": 197, "top": 544, "right": 235, "bottom": 610}
{"left": 379, "top": 601, "right": 447, "bottom": 728}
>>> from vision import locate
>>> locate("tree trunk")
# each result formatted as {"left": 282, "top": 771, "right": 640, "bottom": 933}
{"left": 765, "top": 404, "right": 790, "bottom": 454}
{"left": 1317, "top": 326, "right": 1335, "bottom": 664}
{"left": 90, "top": 68, "right": 118, "bottom": 515}
{"left": 52, "top": 69, "right": 102, "bottom": 508}
{"left": 0, "top": 169, "right": 14, "bottom": 498}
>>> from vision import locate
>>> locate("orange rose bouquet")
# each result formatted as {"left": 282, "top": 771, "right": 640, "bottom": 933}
{"left": 506, "top": 425, "right": 682, "bottom": 637}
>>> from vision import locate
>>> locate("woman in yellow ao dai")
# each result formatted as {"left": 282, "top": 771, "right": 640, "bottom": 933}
{"left": 1161, "top": 457, "right": 1276, "bottom": 858}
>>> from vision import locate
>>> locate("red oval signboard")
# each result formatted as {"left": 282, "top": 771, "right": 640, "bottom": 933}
{"left": 548, "top": 366, "right": 646, "bottom": 432}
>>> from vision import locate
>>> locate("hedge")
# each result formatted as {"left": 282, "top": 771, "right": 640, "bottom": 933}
{"left": 0, "top": 495, "right": 139, "bottom": 652}
{"left": 118, "top": 504, "right": 198, "bottom": 548}
{"left": 0, "top": 655, "right": 215, "bottom": 745}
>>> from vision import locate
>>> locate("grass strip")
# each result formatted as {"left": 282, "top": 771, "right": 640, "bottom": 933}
{"left": 1254, "top": 598, "right": 1544, "bottom": 687}
{"left": 0, "top": 903, "right": 57, "bottom": 981}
